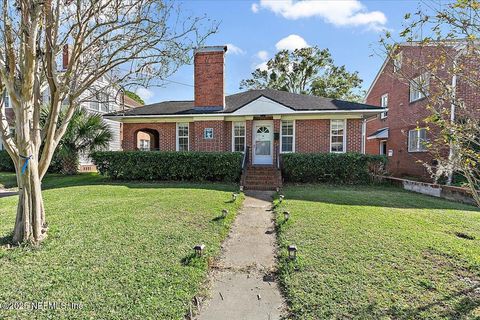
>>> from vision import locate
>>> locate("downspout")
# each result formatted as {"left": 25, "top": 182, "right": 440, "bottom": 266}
{"left": 447, "top": 48, "right": 463, "bottom": 185}
{"left": 361, "top": 118, "right": 366, "bottom": 154}
{"left": 446, "top": 68, "right": 456, "bottom": 185}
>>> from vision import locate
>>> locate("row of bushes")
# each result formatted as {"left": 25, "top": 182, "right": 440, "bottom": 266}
{"left": 282, "top": 153, "right": 387, "bottom": 184}
{"left": 0, "top": 151, "right": 15, "bottom": 172}
{"left": 92, "top": 151, "right": 243, "bottom": 182}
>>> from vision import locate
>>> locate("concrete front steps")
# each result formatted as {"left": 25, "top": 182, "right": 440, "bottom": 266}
{"left": 241, "top": 165, "right": 282, "bottom": 191}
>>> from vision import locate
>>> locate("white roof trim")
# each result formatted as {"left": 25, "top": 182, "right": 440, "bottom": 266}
{"left": 105, "top": 108, "right": 384, "bottom": 121}
{"left": 231, "top": 96, "right": 294, "bottom": 115}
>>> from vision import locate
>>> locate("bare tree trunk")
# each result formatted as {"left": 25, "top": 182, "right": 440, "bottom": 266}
{"left": 12, "top": 156, "right": 46, "bottom": 244}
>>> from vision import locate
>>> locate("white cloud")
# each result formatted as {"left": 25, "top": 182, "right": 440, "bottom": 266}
{"left": 256, "top": 50, "right": 269, "bottom": 60}
{"left": 255, "top": 61, "right": 268, "bottom": 71}
{"left": 251, "top": 3, "right": 259, "bottom": 13}
{"left": 254, "top": 0, "right": 387, "bottom": 31}
{"left": 135, "top": 87, "right": 154, "bottom": 103}
{"left": 275, "top": 34, "right": 309, "bottom": 51}
{"left": 226, "top": 43, "right": 246, "bottom": 55}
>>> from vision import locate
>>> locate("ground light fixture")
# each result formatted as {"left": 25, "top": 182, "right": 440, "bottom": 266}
{"left": 232, "top": 193, "right": 238, "bottom": 201}
{"left": 194, "top": 244, "right": 205, "bottom": 256}
{"left": 288, "top": 245, "right": 297, "bottom": 260}
{"left": 279, "top": 195, "right": 285, "bottom": 203}
{"left": 283, "top": 211, "right": 290, "bottom": 221}
{"left": 222, "top": 209, "right": 228, "bottom": 218}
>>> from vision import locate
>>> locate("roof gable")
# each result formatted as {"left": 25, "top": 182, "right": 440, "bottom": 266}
{"left": 231, "top": 96, "right": 295, "bottom": 115}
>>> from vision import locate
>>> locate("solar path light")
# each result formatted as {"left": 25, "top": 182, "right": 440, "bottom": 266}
{"left": 288, "top": 245, "right": 297, "bottom": 260}
{"left": 194, "top": 244, "right": 205, "bottom": 256}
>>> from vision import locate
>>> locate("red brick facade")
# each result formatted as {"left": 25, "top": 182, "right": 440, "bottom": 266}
{"left": 365, "top": 44, "right": 479, "bottom": 179}
{"left": 122, "top": 118, "right": 364, "bottom": 162}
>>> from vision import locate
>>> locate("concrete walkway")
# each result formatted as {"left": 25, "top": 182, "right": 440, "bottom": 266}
{"left": 197, "top": 191, "right": 285, "bottom": 320}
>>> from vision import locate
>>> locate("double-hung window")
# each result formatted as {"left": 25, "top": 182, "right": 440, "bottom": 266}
{"left": 410, "top": 73, "right": 429, "bottom": 102}
{"left": 232, "top": 122, "right": 246, "bottom": 152}
{"left": 280, "top": 120, "right": 294, "bottom": 153}
{"left": 2, "top": 92, "right": 10, "bottom": 108}
{"left": 100, "top": 92, "right": 110, "bottom": 113}
{"left": 408, "top": 128, "right": 428, "bottom": 152}
{"left": 176, "top": 123, "right": 189, "bottom": 151}
{"left": 380, "top": 94, "right": 388, "bottom": 119}
{"left": 330, "top": 119, "right": 346, "bottom": 153}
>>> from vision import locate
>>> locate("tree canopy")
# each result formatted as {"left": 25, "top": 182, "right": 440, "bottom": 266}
{"left": 240, "top": 47, "right": 364, "bottom": 102}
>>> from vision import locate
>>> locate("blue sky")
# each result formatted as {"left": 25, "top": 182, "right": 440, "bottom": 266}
{"left": 136, "top": 0, "right": 434, "bottom": 104}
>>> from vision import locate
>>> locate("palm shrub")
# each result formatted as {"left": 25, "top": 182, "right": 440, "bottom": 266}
{"left": 41, "top": 107, "right": 112, "bottom": 175}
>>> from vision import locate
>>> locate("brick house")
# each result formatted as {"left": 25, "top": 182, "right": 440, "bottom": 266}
{"left": 365, "top": 41, "right": 479, "bottom": 179}
{"left": 106, "top": 46, "right": 384, "bottom": 189}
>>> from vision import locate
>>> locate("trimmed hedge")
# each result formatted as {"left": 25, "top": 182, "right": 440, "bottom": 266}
{"left": 91, "top": 151, "right": 243, "bottom": 182}
{"left": 0, "top": 150, "right": 15, "bottom": 172}
{"left": 282, "top": 152, "right": 387, "bottom": 184}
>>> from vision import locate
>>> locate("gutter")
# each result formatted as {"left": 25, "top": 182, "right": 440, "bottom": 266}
{"left": 104, "top": 108, "right": 386, "bottom": 120}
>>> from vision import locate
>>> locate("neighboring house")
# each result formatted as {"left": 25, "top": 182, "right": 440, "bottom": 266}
{"left": 106, "top": 46, "right": 384, "bottom": 189}
{"left": 0, "top": 45, "right": 128, "bottom": 167}
{"left": 365, "top": 40, "right": 479, "bottom": 179}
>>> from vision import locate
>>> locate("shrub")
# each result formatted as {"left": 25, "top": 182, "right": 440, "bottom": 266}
{"left": 281, "top": 153, "right": 387, "bottom": 184}
{"left": 0, "top": 150, "right": 15, "bottom": 172}
{"left": 92, "top": 151, "right": 243, "bottom": 182}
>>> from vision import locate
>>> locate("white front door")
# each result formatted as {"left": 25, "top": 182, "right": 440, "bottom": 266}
{"left": 253, "top": 121, "right": 273, "bottom": 165}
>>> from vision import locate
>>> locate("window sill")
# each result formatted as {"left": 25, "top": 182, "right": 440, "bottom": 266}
{"left": 408, "top": 150, "right": 428, "bottom": 153}
{"left": 409, "top": 96, "right": 428, "bottom": 105}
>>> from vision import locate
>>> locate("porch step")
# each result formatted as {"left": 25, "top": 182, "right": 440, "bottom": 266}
{"left": 241, "top": 165, "right": 282, "bottom": 191}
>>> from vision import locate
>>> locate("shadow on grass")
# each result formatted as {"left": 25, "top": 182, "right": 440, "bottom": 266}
{"left": 280, "top": 183, "right": 480, "bottom": 212}
{"left": 382, "top": 285, "right": 480, "bottom": 319}
{"left": 0, "top": 172, "right": 240, "bottom": 195}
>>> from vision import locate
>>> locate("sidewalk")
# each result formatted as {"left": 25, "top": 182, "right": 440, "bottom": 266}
{"left": 197, "top": 191, "right": 285, "bottom": 320}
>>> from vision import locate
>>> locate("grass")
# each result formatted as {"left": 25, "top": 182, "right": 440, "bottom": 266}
{"left": 0, "top": 173, "right": 243, "bottom": 319}
{"left": 275, "top": 184, "right": 480, "bottom": 320}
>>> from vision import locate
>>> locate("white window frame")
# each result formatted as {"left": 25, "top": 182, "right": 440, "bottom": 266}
{"left": 380, "top": 93, "right": 388, "bottom": 119}
{"left": 99, "top": 92, "right": 110, "bottom": 113}
{"left": 393, "top": 51, "right": 403, "bottom": 73}
{"left": 138, "top": 139, "right": 150, "bottom": 151}
{"left": 330, "top": 119, "right": 347, "bottom": 153}
{"left": 280, "top": 120, "right": 295, "bottom": 153}
{"left": 409, "top": 73, "right": 429, "bottom": 103}
{"left": 231, "top": 121, "right": 246, "bottom": 152}
{"left": 408, "top": 128, "right": 428, "bottom": 152}
{"left": 176, "top": 122, "right": 189, "bottom": 152}
{"left": 3, "top": 93, "right": 11, "bottom": 108}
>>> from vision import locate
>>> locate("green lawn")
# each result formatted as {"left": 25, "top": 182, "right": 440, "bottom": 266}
{"left": 0, "top": 173, "right": 242, "bottom": 319}
{"left": 276, "top": 184, "right": 480, "bottom": 320}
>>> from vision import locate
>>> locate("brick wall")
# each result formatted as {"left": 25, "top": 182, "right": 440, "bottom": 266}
{"left": 122, "top": 118, "right": 364, "bottom": 157}
{"left": 122, "top": 123, "right": 176, "bottom": 151}
{"left": 295, "top": 119, "right": 362, "bottom": 153}
{"left": 194, "top": 49, "right": 225, "bottom": 108}
{"left": 365, "top": 45, "right": 468, "bottom": 179}
{"left": 191, "top": 121, "right": 228, "bottom": 152}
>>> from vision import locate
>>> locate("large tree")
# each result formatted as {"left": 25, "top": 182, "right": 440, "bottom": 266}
{"left": 240, "top": 47, "right": 364, "bottom": 102}
{"left": 0, "top": 0, "right": 216, "bottom": 244}
{"left": 380, "top": 0, "right": 480, "bottom": 206}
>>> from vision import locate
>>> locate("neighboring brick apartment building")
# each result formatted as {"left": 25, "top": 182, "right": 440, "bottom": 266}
{"left": 365, "top": 41, "right": 479, "bottom": 179}
{"left": 106, "top": 46, "right": 383, "bottom": 170}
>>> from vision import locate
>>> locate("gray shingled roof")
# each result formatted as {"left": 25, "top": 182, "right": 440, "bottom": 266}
{"left": 107, "top": 89, "right": 382, "bottom": 116}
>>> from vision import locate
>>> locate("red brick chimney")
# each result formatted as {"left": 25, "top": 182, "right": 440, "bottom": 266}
{"left": 194, "top": 46, "right": 227, "bottom": 109}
